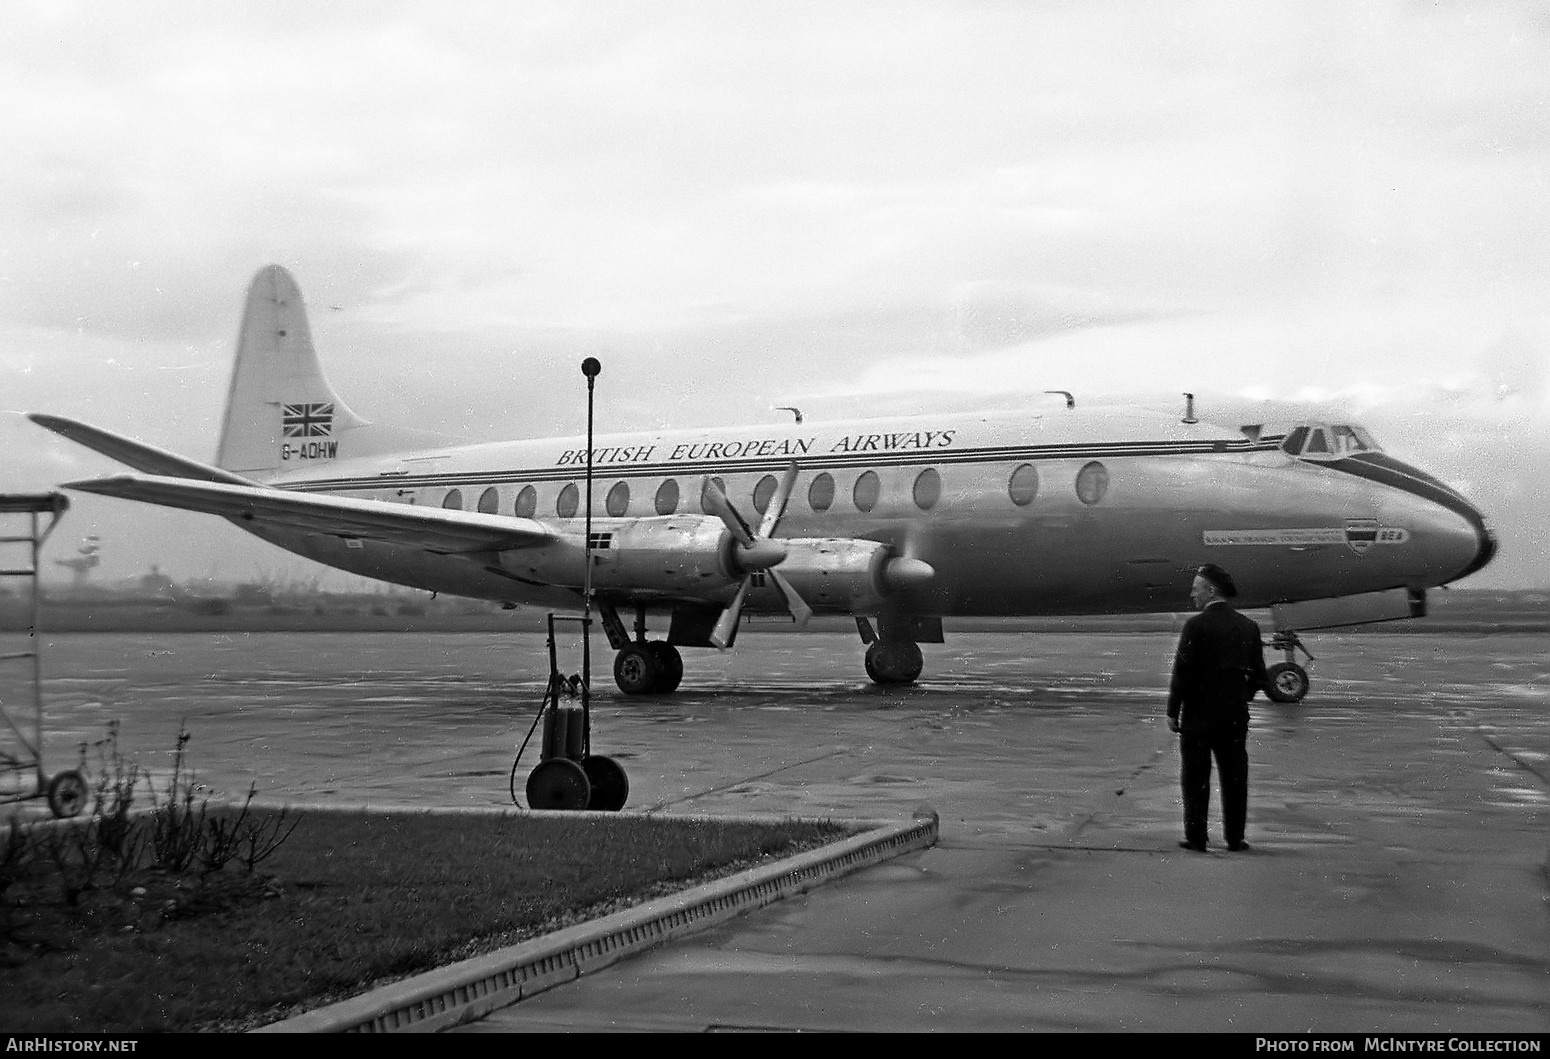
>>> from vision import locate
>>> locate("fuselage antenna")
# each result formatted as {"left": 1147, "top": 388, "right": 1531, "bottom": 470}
{"left": 1044, "top": 390, "right": 1075, "bottom": 409}
{"left": 1182, "top": 392, "right": 1198, "bottom": 424}
{"left": 774, "top": 406, "right": 804, "bottom": 424}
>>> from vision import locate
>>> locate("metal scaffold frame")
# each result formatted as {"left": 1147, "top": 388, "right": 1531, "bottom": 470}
{"left": 0, "top": 492, "right": 86, "bottom": 818}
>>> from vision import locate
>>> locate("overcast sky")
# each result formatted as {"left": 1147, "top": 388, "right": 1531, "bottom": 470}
{"left": 3, "top": 0, "right": 1547, "bottom": 590}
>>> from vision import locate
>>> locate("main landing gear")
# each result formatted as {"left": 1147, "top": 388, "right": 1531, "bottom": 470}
{"left": 1264, "top": 630, "right": 1314, "bottom": 704}
{"left": 864, "top": 640, "right": 923, "bottom": 685}
{"left": 612, "top": 640, "right": 684, "bottom": 696}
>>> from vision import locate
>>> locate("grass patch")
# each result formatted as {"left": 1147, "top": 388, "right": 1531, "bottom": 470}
{"left": 1, "top": 809, "right": 850, "bottom": 1032}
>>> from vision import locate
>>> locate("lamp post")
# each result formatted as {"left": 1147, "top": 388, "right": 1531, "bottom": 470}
{"left": 580, "top": 357, "right": 601, "bottom": 751}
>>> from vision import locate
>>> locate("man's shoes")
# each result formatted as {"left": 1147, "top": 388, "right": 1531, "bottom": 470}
{"left": 1227, "top": 841, "right": 1251, "bottom": 852}
{"left": 1177, "top": 840, "right": 1207, "bottom": 852}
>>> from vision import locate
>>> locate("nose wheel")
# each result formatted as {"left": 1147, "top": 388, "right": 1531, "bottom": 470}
{"left": 1264, "top": 630, "right": 1314, "bottom": 704}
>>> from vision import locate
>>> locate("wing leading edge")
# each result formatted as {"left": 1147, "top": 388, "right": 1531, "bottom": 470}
{"left": 64, "top": 473, "right": 557, "bottom": 555}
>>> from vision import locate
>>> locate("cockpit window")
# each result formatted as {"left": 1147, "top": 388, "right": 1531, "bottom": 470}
{"left": 1284, "top": 422, "right": 1383, "bottom": 460}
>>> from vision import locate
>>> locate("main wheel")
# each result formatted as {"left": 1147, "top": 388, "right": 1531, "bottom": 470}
{"left": 647, "top": 641, "right": 683, "bottom": 694}
{"left": 865, "top": 640, "right": 923, "bottom": 685}
{"left": 526, "top": 758, "right": 591, "bottom": 810}
{"left": 1265, "top": 661, "right": 1310, "bottom": 704}
{"left": 613, "top": 643, "right": 661, "bottom": 695}
{"left": 582, "top": 754, "right": 630, "bottom": 812}
{"left": 46, "top": 770, "right": 87, "bottom": 819}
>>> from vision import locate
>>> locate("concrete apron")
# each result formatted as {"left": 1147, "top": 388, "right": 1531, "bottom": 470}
{"left": 252, "top": 808, "right": 939, "bottom": 1033}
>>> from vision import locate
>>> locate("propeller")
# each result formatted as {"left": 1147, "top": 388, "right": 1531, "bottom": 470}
{"left": 703, "top": 463, "right": 812, "bottom": 648}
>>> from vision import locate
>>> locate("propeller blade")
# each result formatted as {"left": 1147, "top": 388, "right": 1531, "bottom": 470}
{"left": 701, "top": 477, "right": 754, "bottom": 546}
{"left": 768, "top": 568, "right": 813, "bottom": 628}
{"left": 756, "top": 461, "right": 800, "bottom": 539}
{"left": 709, "top": 577, "right": 752, "bottom": 649}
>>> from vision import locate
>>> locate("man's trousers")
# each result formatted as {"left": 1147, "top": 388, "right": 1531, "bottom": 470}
{"left": 1180, "top": 726, "right": 1248, "bottom": 847}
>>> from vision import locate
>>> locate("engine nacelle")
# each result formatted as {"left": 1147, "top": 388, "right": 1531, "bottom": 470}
{"left": 496, "top": 516, "right": 738, "bottom": 597}
{"left": 770, "top": 538, "right": 893, "bottom": 612}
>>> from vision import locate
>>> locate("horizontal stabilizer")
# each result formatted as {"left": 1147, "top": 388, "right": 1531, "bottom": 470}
{"left": 63, "top": 473, "right": 558, "bottom": 555}
{"left": 29, "top": 414, "right": 255, "bottom": 486}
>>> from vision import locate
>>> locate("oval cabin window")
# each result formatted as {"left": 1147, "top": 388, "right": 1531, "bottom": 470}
{"left": 753, "top": 474, "right": 778, "bottom": 514}
{"left": 699, "top": 477, "right": 726, "bottom": 514}
{"left": 853, "top": 470, "right": 880, "bottom": 513}
{"left": 912, "top": 468, "right": 941, "bottom": 511}
{"left": 556, "top": 483, "right": 579, "bottom": 518}
{"left": 606, "top": 481, "right": 630, "bottom": 517}
{"left": 655, "top": 479, "right": 679, "bottom": 515}
{"left": 1075, "top": 461, "right": 1109, "bottom": 506}
{"left": 1008, "top": 464, "right": 1039, "bottom": 506}
{"left": 442, "top": 489, "right": 463, "bottom": 510}
{"left": 514, "top": 485, "right": 537, "bottom": 518}
{"left": 808, "top": 472, "right": 835, "bottom": 513}
{"left": 477, "top": 487, "right": 499, "bottom": 514}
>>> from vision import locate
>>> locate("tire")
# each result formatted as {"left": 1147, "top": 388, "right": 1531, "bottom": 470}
{"left": 647, "top": 641, "right": 683, "bottom": 694}
{"left": 46, "top": 770, "right": 88, "bottom": 819}
{"left": 526, "top": 758, "right": 591, "bottom": 811}
{"left": 613, "top": 643, "right": 661, "bottom": 695}
{"left": 582, "top": 754, "right": 630, "bottom": 812}
{"left": 865, "top": 640, "right": 923, "bottom": 685}
{"left": 1265, "top": 662, "right": 1310, "bottom": 704}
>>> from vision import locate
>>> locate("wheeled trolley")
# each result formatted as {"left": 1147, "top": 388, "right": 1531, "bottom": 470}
{"left": 509, "top": 613, "right": 628, "bottom": 812}
{"left": 0, "top": 493, "right": 86, "bottom": 818}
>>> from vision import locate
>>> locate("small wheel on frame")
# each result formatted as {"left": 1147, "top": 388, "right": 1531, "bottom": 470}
{"left": 525, "top": 758, "right": 592, "bottom": 811}
{"left": 46, "top": 770, "right": 88, "bottom": 819}
{"left": 582, "top": 754, "right": 629, "bottom": 812}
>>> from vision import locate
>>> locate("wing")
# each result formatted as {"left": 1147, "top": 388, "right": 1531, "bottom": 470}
{"left": 29, "top": 414, "right": 255, "bottom": 485}
{"left": 64, "top": 473, "right": 557, "bottom": 555}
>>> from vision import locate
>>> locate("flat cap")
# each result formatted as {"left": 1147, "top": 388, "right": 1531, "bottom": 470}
{"left": 1196, "top": 563, "right": 1238, "bottom": 598}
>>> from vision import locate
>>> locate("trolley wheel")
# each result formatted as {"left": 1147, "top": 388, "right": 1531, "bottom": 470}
{"left": 1265, "top": 662, "right": 1310, "bottom": 704}
{"left": 582, "top": 754, "right": 629, "bottom": 812}
{"left": 46, "top": 770, "right": 88, "bottom": 819}
{"left": 526, "top": 758, "right": 591, "bottom": 811}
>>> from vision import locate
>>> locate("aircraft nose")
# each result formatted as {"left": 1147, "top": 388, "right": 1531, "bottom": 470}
{"left": 1455, "top": 510, "right": 1497, "bottom": 582}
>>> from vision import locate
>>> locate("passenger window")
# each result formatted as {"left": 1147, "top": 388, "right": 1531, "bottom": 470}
{"left": 514, "top": 485, "right": 537, "bottom": 518}
{"left": 477, "top": 487, "right": 499, "bottom": 514}
{"left": 699, "top": 477, "right": 727, "bottom": 514}
{"left": 808, "top": 472, "right": 835, "bottom": 513}
{"left": 1008, "top": 464, "right": 1039, "bottom": 506}
{"left": 853, "top": 470, "right": 880, "bottom": 513}
{"left": 912, "top": 468, "right": 941, "bottom": 511}
{"left": 1075, "top": 461, "right": 1109, "bottom": 506}
{"left": 442, "top": 489, "right": 463, "bottom": 510}
{"left": 556, "top": 483, "right": 579, "bottom": 518}
{"left": 606, "top": 481, "right": 630, "bottom": 517}
{"left": 655, "top": 479, "right": 679, "bottom": 515}
{"left": 753, "top": 474, "right": 778, "bottom": 514}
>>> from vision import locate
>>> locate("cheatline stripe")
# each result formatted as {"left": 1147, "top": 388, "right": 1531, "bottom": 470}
{"left": 286, "top": 436, "right": 1289, "bottom": 494}
{"left": 1322, "top": 453, "right": 1486, "bottom": 532}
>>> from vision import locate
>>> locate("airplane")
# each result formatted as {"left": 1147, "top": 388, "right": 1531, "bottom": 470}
{"left": 30, "top": 265, "right": 1496, "bottom": 707}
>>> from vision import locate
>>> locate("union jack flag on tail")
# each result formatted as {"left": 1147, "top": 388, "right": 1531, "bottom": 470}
{"left": 282, "top": 402, "right": 334, "bottom": 437}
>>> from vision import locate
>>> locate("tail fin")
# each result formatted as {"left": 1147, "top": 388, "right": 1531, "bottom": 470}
{"left": 215, "top": 265, "right": 453, "bottom": 477}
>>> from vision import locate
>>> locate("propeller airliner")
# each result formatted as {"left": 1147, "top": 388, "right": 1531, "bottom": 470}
{"left": 30, "top": 266, "right": 1497, "bottom": 703}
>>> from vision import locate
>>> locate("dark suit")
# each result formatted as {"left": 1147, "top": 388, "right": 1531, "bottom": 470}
{"left": 1167, "top": 600, "right": 1270, "bottom": 847}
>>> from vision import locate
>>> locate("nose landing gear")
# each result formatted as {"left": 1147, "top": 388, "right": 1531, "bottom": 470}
{"left": 1264, "top": 630, "right": 1314, "bottom": 704}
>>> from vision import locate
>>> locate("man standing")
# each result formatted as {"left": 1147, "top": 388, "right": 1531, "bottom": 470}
{"left": 1167, "top": 563, "right": 1270, "bottom": 852}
